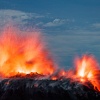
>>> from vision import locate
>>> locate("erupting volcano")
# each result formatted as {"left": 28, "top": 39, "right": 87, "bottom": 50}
{"left": 0, "top": 26, "right": 100, "bottom": 100}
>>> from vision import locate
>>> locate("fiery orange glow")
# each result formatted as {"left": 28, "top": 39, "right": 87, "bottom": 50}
{"left": 0, "top": 26, "right": 100, "bottom": 92}
{"left": 75, "top": 55, "right": 100, "bottom": 91}
{"left": 0, "top": 26, "right": 56, "bottom": 77}
{"left": 51, "top": 76, "right": 57, "bottom": 80}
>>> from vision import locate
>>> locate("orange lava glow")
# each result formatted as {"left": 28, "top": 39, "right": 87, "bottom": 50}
{"left": 51, "top": 55, "right": 100, "bottom": 91}
{"left": 75, "top": 55, "right": 100, "bottom": 91}
{"left": 51, "top": 76, "right": 57, "bottom": 80}
{"left": 0, "top": 26, "right": 100, "bottom": 92}
{"left": 0, "top": 26, "right": 56, "bottom": 77}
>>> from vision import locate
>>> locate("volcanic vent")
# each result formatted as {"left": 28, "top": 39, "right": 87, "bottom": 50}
{"left": 0, "top": 26, "right": 100, "bottom": 100}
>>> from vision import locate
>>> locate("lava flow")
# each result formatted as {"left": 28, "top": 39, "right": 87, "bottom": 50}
{"left": 0, "top": 26, "right": 100, "bottom": 92}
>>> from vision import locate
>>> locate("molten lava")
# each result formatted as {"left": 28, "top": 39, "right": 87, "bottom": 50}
{"left": 0, "top": 26, "right": 56, "bottom": 77}
{"left": 0, "top": 26, "right": 100, "bottom": 92}
{"left": 75, "top": 55, "right": 100, "bottom": 91}
{"left": 75, "top": 55, "right": 98, "bottom": 80}
{"left": 50, "top": 55, "right": 100, "bottom": 91}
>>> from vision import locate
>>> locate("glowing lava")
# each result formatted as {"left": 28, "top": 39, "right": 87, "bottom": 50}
{"left": 75, "top": 55, "right": 100, "bottom": 91}
{"left": 0, "top": 26, "right": 100, "bottom": 92}
{"left": 0, "top": 26, "right": 56, "bottom": 77}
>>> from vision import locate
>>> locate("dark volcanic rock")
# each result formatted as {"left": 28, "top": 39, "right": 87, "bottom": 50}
{"left": 0, "top": 78, "right": 100, "bottom": 100}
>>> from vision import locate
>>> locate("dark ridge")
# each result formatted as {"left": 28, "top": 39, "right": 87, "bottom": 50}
{"left": 0, "top": 78, "right": 100, "bottom": 100}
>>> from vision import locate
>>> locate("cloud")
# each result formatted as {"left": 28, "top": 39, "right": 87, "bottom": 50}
{"left": 92, "top": 23, "right": 100, "bottom": 28}
{"left": 0, "top": 9, "right": 74, "bottom": 30}
{"left": 43, "top": 19, "right": 65, "bottom": 27}
{"left": 0, "top": 9, "right": 44, "bottom": 27}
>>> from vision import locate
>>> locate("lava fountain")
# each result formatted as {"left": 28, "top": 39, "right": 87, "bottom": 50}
{"left": 0, "top": 26, "right": 100, "bottom": 100}
{"left": 0, "top": 26, "right": 56, "bottom": 77}
{"left": 75, "top": 55, "right": 100, "bottom": 91}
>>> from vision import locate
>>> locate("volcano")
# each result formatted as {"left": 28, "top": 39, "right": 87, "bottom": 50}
{"left": 0, "top": 26, "right": 100, "bottom": 100}
{"left": 0, "top": 77, "right": 100, "bottom": 100}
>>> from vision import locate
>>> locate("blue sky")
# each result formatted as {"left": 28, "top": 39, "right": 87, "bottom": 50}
{"left": 0, "top": 0, "right": 100, "bottom": 68}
